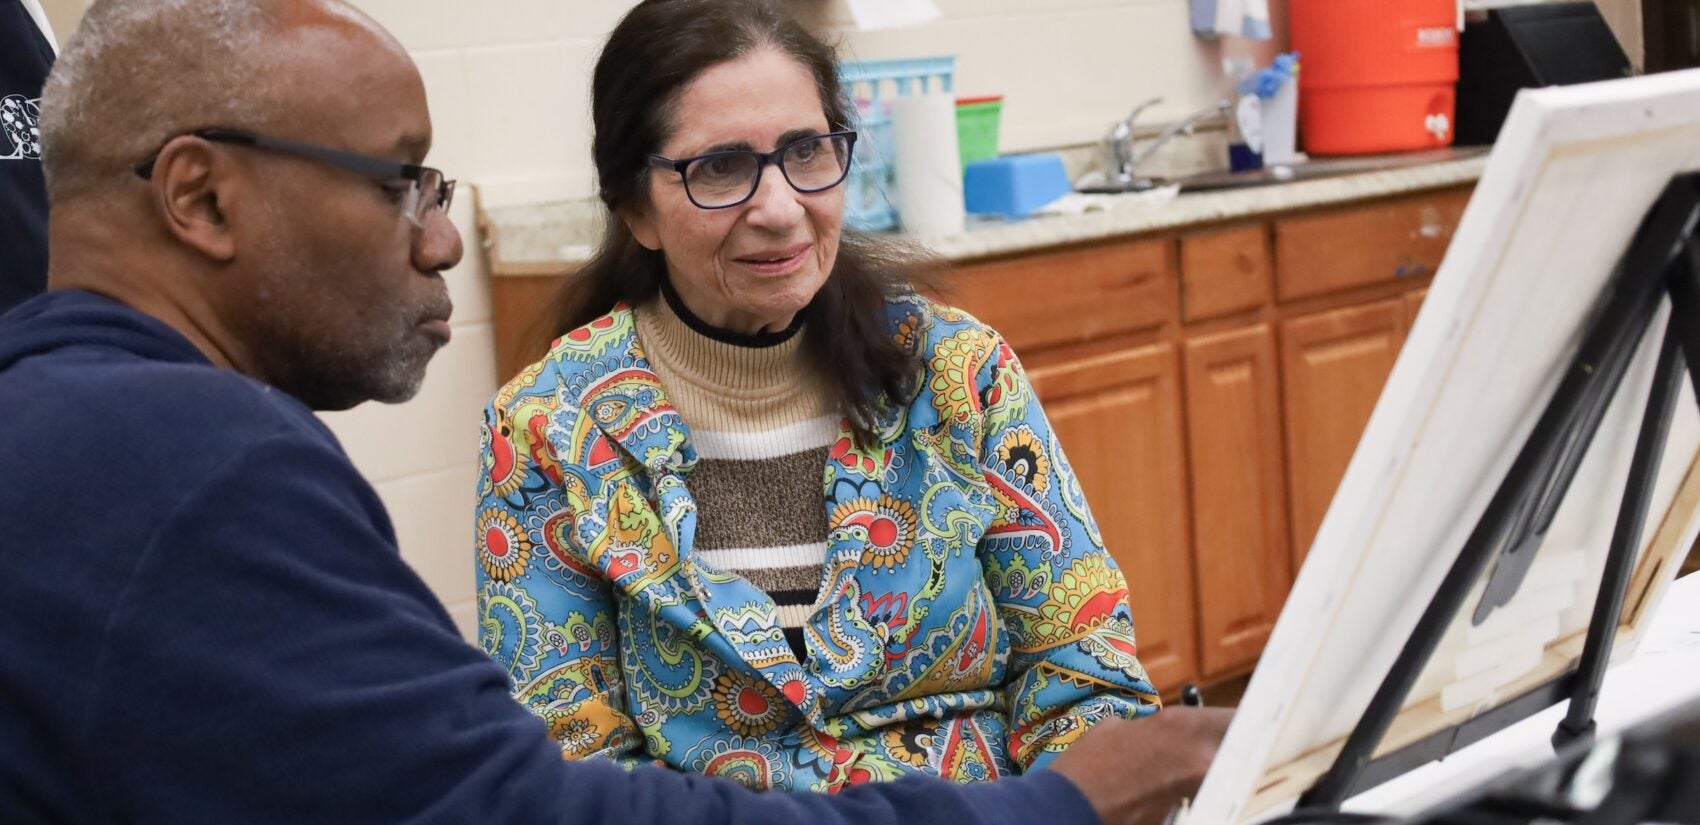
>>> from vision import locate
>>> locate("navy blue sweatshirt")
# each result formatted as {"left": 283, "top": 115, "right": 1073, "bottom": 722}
{"left": 0, "top": 290, "right": 1100, "bottom": 825}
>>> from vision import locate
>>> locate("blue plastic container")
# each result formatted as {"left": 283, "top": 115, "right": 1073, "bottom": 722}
{"left": 963, "top": 154, "right": 1071, "bottom": 217}
{"left": 837, "top": 56, "right": 955, "bottom": 232}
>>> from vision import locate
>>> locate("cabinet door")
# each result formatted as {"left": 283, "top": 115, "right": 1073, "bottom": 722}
{"left": 1279, "top": 300, "right": 1410, "bottom": 566}
{"left": 492, "top": 274, "right": 571, "bottom": 384}
{"left": 1183, "top": 325, "right": 1291, "bottom": 679}
{"left": 1404, "top": 288, "right": 1429, "bottom": 330}
{"left": 1028, "top": 344, "right": 1198, "bottom": 693}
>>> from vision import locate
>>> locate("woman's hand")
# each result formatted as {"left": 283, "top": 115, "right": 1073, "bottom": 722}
{"left": 1049, "top": 707, "right": 1235, "bottom": 825}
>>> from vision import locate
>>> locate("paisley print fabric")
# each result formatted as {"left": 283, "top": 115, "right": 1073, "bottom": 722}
{"left": 475, "top": 295, "right": 1159, "bottom": 791}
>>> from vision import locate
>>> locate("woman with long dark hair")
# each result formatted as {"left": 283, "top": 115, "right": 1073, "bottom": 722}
{"left": 475, "top": 0, "right": 1162, "bottom": 790}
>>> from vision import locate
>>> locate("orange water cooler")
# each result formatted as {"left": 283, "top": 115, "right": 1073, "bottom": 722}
{"left": 1290, "top": 0, "right": 1459, "bottom": 155}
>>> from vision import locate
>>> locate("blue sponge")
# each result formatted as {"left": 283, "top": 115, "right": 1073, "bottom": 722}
{"left": 963, "top": 154, "right": 1072, "bottom": 217}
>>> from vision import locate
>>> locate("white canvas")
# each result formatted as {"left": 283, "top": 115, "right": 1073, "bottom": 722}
{"left": 1187, "top": 68, "right": 1700, "bottom": 823}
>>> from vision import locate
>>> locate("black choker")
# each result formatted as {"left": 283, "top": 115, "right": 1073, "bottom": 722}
{"left": 659, "top": 278, "right": 805, "bottom": 349}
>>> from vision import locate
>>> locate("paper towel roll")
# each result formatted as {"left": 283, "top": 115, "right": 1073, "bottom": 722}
{"left": 889, "top": 92, "right": 964, "bottom": 238}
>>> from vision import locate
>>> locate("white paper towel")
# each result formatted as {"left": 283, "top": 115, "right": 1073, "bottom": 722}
{"left": 889, "top": 92, "right": 964, "bottom": 238}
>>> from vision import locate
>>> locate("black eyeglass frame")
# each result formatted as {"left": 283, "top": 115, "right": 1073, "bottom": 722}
{"left": 646, "top": 130, "right": 858, "bottom": 210}
{"left": 133, "top": 128, "right": 456, "bottom": 222}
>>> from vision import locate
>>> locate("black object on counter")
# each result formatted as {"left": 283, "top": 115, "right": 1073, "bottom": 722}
{"left": 1455, "top": 3, "right": 1631, "bottom": 146}
{"left": 1181, "top": 684, "right": 1204, "bottom": 707}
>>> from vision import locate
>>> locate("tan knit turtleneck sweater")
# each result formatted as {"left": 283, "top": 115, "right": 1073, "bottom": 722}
{"left": 634, "top": 293, "right": 837, "bottom": 660}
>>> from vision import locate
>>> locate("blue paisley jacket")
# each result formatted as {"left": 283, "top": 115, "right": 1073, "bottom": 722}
{"left": 475, "top": 295, "right": 1159, "bottom": 792}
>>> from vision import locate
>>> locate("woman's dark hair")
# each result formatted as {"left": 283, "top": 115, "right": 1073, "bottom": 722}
{"left": 548, "top": 0, "right": 930, "bottom": 443}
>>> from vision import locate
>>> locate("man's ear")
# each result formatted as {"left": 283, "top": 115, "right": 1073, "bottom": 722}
{"left": 148, "top": 136, "right": 237, "bottom": 263}
{"left": 622, "top": 204, "right": 662, "bottom": 251}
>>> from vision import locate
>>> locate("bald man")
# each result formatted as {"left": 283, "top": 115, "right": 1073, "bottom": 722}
{"left": 0, "top": 2, "right": 1225, "bottom": 823}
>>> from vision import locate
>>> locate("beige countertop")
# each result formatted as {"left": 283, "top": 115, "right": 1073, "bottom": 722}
{"left": 477, "top": 152, "right": 1488, "bottom": 277}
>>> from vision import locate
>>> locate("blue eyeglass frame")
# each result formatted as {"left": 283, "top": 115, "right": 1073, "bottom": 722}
{"left": 646, "top": 130, "right": 858, "bottom": 210}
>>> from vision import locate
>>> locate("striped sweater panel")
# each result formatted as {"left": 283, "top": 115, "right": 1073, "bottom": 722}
{"left": 633, "top": 296, "right": 837, "bottom": 660}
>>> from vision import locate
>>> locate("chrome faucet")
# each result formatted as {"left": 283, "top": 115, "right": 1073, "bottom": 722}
{"left": 1099, "top": 98, "right": 1232, "bottom": 188}
{"left": 1102, "top": 96, "right": 1165, "bottom": 187}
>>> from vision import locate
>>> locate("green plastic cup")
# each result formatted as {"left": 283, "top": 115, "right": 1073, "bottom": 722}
{"left": 956, "top": 96, "right": 1003, "bottom": 174}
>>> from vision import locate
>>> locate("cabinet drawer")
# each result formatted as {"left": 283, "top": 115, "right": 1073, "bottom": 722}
{"left": 950, "top": 238, "right": 1175, "bottom": 352}
{"left": 1275, "top": 187, "right": 1470, "bottom": 302}
{"left": 1180, "top": 223, "right": 1273, "bottom": 322}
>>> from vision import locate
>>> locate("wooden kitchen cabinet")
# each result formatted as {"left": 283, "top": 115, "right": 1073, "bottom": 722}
{"left": 1279, "top": 299, "right": 1411, "bottom": 565}
{"left": 1027, "top": 345, "right": 1201, "bottom": 692}
{"left": 945, "top": 237, "right": 1174, "bottom": 353}
{"left": 1404, "top": 288, "right": 1429, "bottom": 330}
{"left": 920, "top": 188, "right": 1461, "bottom": 693}
{"left": 1183, "top": 325, "right": 1291, "bottom": 679}
{"left": 492, "top": 274, "right": 567, "bottom": 383}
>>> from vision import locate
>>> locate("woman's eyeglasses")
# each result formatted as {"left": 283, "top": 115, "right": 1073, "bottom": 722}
{"left": 647, "top": 131, "right": 856, "bottom": 210}
{"left": 134, "top": 128, "right": 456, "bottom": 228}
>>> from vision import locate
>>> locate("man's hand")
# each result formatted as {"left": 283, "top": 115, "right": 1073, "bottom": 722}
{"left": 1049, "top": 707, "right": 1234, "bottom": 825}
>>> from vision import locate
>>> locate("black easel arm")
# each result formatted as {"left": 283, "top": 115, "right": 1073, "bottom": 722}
{"left": 1472, "top": 281, "right": 1661, "bottom": 625}
{"left": 1669, "top": 237, "right": 1700, "bottom": 398}
{"left": 1555, "top": 321, "right": 1688, "bottom": 749}
{"left": 1296, "top": 175, "right": 1700, "bottom": 812}
{"left": 1472, "top": 182, "right": 1700, "bottom": 623}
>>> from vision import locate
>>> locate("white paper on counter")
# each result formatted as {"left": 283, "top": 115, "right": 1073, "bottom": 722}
{"left": 846, "top": 0, "right": 942, "bottom": 31}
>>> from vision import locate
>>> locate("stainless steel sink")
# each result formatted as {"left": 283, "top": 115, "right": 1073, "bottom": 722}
{"left": 1170, "top": 147, "right": 1489, "bottom": 193}
{"left": 1075, "top": 176, "right": 1167, "bottom": 195}
{"left": 1074, "top": 147, "right": 1488, "bottom": 196}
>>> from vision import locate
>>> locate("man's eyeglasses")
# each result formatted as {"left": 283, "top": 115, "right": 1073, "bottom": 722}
{"left": 647, "top": 131, "right": 856, "bottom": 210}
{"left": 134, "top": 128, "right": 456, "bottom": 228}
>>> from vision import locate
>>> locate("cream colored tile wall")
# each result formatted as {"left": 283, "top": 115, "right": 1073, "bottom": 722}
{"left": 318, "top": 0, "right": 641, "bottom": 641}
{"left": 801, "top": 0, "right": 1286, "bottom": 152}
{"left": 35, "top": 0, "right": 1287, "bottom": 642}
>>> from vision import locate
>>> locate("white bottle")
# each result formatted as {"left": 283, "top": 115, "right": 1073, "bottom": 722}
{"left": 1262, "top": 81, "right": 1297, "bottom": 166}
{"left": 1261, "top": 54, "right": 1300, "bottom": 167}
